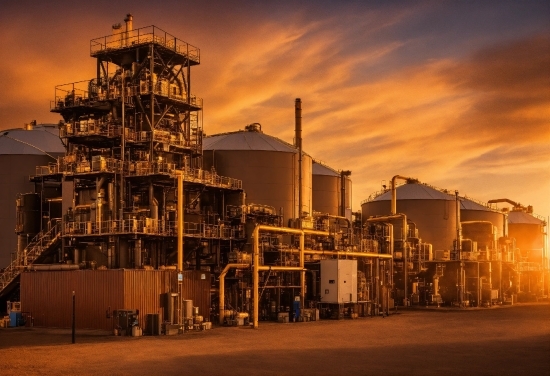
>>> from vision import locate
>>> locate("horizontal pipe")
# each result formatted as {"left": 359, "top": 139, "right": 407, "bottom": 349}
{"left": 303, "top": 229, "right": 330, "bottom": 236}
{"left": 258, "top": 266, "right": 305, "bottom": 271}
{"left": 303, "top": 250, "right": 393, "bottom": 259}
{"left": 30, "top": 264, "right": 80, "bottom": 271}
{"left": 279, "top": 248, "right": 392, "bottom": 259}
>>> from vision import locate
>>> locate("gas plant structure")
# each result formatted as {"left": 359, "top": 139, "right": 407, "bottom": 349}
{"left": 0, "top": 15, "right": 395, "bottom": 332}
{"left": 0, "top": 15, "right": 547, "bottom": 333}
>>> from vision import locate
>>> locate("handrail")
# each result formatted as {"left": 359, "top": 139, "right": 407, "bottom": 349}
{"left": 63, "top": 219, "right": 239, "bottom": 239}
{"left": 0, "top": 220, "right": 62, "bottom": 293}
{"left": 90, "top": 25, "right": 200, "bottom": 63}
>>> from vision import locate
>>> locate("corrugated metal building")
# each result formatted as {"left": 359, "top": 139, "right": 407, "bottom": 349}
{"left": 20, "top": 269, "right": 210, "bottom": 331}
{"left": 0, "top": 125, "right": 65, "bottom": 268}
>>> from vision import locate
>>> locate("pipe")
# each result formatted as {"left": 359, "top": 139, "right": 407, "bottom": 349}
{"left": 124, "top": 13, "right": 133, "bottom": 46}
{"left": 302, "top": 250, "right": 392, "bottom": 259}
{"left": 149, "top": 182, "right": 158, "bottom": 220}
{"left": 487, "top": 198, "right": 520, "bottom": 208}
{"left": 219, "top": 263, "right": 250, "bottom": 324}
{"left": 108, "top": 182, "right": 114, "bottom": 220}
{"left": 135, "top": 239, "right": 142, "bottom": 268}
{"left": 120, "top": 68, "right": 125, "bottom": 222}
{"left": 388, "top": 223, "right": 394, "bottom": 305}
{"left": 366, "top": 214, "right": 408, "bottom": 304}
{"left": 177, "top": 172, "right": 184, "bottom": 272}
{"left": 295, "top": 98, "right": 302, "bottom": 225}
{"left": 391, "top": 175, "right": 416, "bottom": 215}
{"left": 340, "top": 171, "right": 351, "bottom": 218}
{"left": 252, "top": 224, "right": 393, "bottom": 328}
{"left": 30, "top": 264, "right": 80, "bottom": 271}
{"left": 253, "top": 225, "right": 304, "bottom": 329}
{"left": 96, "top": 177, "right": 106, "bottom": 224}
{"left": 455, "top": 191, "right": 461, "bottom": 259}
{"left": 313, "top": 213, "right": 352, "bottom": 230}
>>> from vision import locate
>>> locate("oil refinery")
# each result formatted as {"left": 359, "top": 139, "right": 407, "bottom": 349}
{"left": 0, "top": 15, "right": 547, "bottom": 334}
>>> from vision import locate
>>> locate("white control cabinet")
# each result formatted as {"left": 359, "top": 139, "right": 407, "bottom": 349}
{"left": 320, "top": 259, "right": 357, "bottom": 303}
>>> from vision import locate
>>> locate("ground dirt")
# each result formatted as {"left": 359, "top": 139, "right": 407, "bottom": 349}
{"left": 0, "top": 304, "right": 549, "bottom": 375}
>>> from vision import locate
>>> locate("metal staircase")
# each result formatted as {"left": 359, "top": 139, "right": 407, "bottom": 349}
{"left": 0, "top": 221, "right": 62, "bottom": 296}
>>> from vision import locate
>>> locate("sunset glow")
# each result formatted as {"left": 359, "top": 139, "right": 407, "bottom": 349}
{"left": 1, "top": 0, "right": 548, "bottom": 215}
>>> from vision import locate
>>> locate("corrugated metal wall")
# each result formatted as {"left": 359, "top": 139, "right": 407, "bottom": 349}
{"left": 181, "top": 270, "right": 211, "bottom": 320}
{"left": 20, "top": 269, "right": 212, "bottom": 330}
{"left": 123, "top": 270, "right": 175, "bottom": 329}
{"left": 20, "top": 270, "right": 124, "bottom": 330}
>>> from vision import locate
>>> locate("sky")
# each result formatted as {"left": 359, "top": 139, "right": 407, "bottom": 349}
{"left": 1, "top": 0, "right": 549, "bottom": 217}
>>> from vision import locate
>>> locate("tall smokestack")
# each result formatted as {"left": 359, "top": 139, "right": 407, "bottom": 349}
{"left": 295, "top": 98, "right": 302, "bottom": 225}
{"left": 124, "top": 13, "right": 133, "bottom": 32}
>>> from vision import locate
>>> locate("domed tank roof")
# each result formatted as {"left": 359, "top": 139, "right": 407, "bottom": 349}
{"left": 371, "top": 182, "right": 454, "bottom": 201}
{"left": 0, "top": 125, "right": 64, "bottom": 155}
{"left": 508, "top": 211, "right": 544, "bottom": 225}
{"left": 312, "top": 161, "right": 340, "bottom": 177}
{"left": 203, "top": 124, "right": 301, "bottom": 154}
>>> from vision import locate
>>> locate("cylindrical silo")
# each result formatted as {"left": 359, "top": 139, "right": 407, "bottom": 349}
{"left": 312, "top": 161, "right": 352, "bottom": 220}
{"left": 460, "top": 197, "right": 505, "bottom": 237}
{"left": 460, "top": 197, "right": 506, "bottom": 252}
{"left": 508, "top": 209, "right": 545, "bottom": 264}
{"left": 361, "top": 181, "right": 457, "bottom": 251}
{"left": 0, "top": 125, "right": 65, "bottom": 268}
{"left": 202, "top": 124, "right": 312, "bottom": 226}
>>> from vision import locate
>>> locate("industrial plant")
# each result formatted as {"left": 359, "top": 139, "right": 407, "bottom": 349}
{"left": 0, "top": 15, "right": 548, "bottom": 334}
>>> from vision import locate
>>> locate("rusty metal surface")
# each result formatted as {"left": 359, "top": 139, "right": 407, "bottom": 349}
{"left": 20, "top": 269, "right": 212, "bottom": 330}
{"left": 181, "top": 270, "right": 211, "bottom": 320}
{"left": 21, "top": 270, "right": 124, "bottom": 330}
{"left": 123, "top": 269, "right": 175, "bottom": 328}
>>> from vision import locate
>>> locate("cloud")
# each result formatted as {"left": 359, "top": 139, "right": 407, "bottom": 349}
{"left": 0, "top": 1, "right": 548, "bottom": 215}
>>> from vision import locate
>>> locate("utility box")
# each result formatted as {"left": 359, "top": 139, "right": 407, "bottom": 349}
{"left": 320, "top": 259, "right": 357, "bottom": 303}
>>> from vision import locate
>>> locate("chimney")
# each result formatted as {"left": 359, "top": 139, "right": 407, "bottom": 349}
{"left": 295, "top": 98, "right": 302, "bottom": 223}
{"left": 124, "top": 14, "right": 133, "bottom": 32}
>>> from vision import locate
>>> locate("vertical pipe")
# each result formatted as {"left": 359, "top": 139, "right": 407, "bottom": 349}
{"left": 455, "top": 191, "right": 461, "bottom": 259}
{"left": 388, "top": 223, "right": 394, "bottom": 309}
{"left": 300, "top": 233, "right": 305, "bottom": 311}
{"left": 375, "top": 257, "right": 380, "bottom": 314}
{"left": 120, "top": 70, "right": 125, "bottom": 222}
{"left": 149, "top": 182, "right": 158, "bottom": 220}
{"left": 150, "top": 44, "right": 154, "bottom": 162}
{"left": 295, "top": 98, "right": 302, "bottom": 226}
{"left": 108, "top": 182, "right": 114, "bottom": 221}
{"left": 72, "top": 291, "right": 76, "bottom": 344}
{"left": 340, "top": 171, "right": 351, "bottom": 218}
{"left": 456, "top": 191, "right": 463, "bottom": 306}
{"left": 177, "top": 173, "right": 184, "bottom": 272}
{"left": 135, "top": 239, "right": 142, "bottom": 268}
{"left": 177, "top": 172, "right": 184, "bottom": 327}
{"left": 477, "top": 262, "right": 481, "bottom": 306}
{"left": 253, "top": 226, "right": 260, "bottom": 328}
{"left": 402, "top": 215, "right": 408, "bottom": 306}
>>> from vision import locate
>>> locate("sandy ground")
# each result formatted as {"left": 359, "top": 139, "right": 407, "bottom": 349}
{"left": 0, "top": 304, "right": 549, "bottom": 376}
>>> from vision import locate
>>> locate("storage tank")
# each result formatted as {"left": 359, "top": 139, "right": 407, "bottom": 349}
{"left": 460, "top": 197, "right": 506, "bottom": 238}
{"left": 0, "top": 124, "right": 65, "bottom": 268}
{"left": 508, "top": 209, "right": 546, "bottom": 264}
{"left": 312, "top": 161, "right": 352, "bottom": 220}
{"left": 361, "top": 181, "right": 457, "bottom": 251}
{"left": 202, "top": 124, "right": 312, "bottom": 226}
